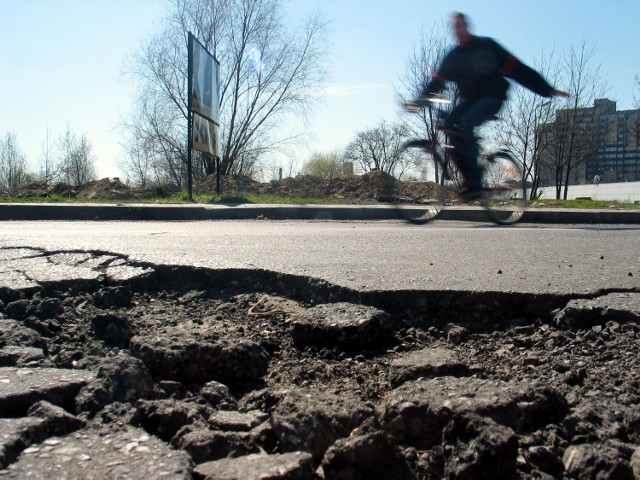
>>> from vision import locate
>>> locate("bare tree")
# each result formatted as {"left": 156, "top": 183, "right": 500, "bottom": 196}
{"left": 299, "top": 151, "right": 343, "bottom": 179}
{"left": 492, "top": 50, "right": 562, "bottom": 199}
{"left": 630, "top": 74, "right": 640, "bottom": 143}
{"left": 397, "top": 22, "right": 454, "bottom": 184}
{"left": 0, "top": 132, "right": 29, "bottom": 191}
{"left": 344, "top": 121, "right": 411, "bottom": 177}
{"left": 541, "top": 42, "right": 608, "bottom": 199}
{"left": 122, "top": 0, "right": 328, "bottom": 188}
{"left": 37, "top": 126, "right": 59, "bottom": 183}
{"left": 120, "top": 136, "right": 157, "bottom": 188}
{"left": 56, "top": 126, "right": 98, "bottom": 186}
{"left": 120, "top": 95, "right": 187, "bottom": 187}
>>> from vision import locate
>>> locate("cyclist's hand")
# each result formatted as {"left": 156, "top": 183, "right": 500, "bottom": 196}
{"left": 403, "top": 101, "right": 421, "bottom": 112}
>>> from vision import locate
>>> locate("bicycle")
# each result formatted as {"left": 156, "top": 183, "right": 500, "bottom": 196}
{"left": 392, "top": 96, "right": 527, "bottom": 225}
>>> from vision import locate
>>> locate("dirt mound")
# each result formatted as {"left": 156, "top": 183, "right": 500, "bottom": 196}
{"left": 194, "top": 174, "right": 261, "bottom": 196}
{"left": 3, "top": 173, "right": 442, "bottom": 203}
{"left": 1, "top": 181, "right": 78, "bottom": 199}
{"left": 76, "top": 178, "right": 136, "bottom": 200}
{"left": 3, "top": 179, "right": 179, "bottom": 201}
{"left": 76, "top": 178, "right": 179, "bottom": 201}
{"left": 197, "top": 171, "right": 442, "bottom": 202}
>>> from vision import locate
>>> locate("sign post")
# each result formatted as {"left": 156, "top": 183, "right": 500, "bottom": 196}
{"left": 187, "top": 34, "right": 194, "bottom": 200}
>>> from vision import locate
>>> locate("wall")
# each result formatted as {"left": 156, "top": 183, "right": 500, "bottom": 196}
{"left": 537, "top": 181, "right": 640, "bottom": 203}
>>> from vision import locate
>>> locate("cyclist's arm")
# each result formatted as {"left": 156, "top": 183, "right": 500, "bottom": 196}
{"left": 413, "top": 71, "right": 451, "bottom": 109}
{"left": 505, "top": 60, "right": 556, "bottom": 97}
{"left": 420, "top": 72, "right": 446, "bottom": 98}
{"left": 490, "top": 38, "right": 556, "bottom": 97}
{"left": 415, "top": 50, "right": 454, "bottom": 103}
{"left": 402, "top": 76, "right": 445, "bottom": 112}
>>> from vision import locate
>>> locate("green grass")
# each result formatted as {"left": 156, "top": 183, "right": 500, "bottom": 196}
{"left": 161, "top": 192, "right": 351, "bottom": 205}
{"left": 529, "top": 198, "right": 640, "bottom": 210}
{"left": 2, "top": 193, "right": 639, "bottom": 209}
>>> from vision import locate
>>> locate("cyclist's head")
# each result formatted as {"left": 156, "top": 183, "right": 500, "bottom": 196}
{"left": 451, "top": 12, "right": 472, "bottom": 46}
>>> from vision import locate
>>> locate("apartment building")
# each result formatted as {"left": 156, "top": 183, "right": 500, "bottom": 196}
{"left": 538, "top": 99, "right": 640, "bottom": 185}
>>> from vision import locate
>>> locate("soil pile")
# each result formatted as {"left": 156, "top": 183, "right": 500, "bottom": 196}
{"left": 195, "top": 171, "right": 441, "bottom": 202}
{"left": 2, "top": 178, "right": 179, "bottom": 201}
{"left": 3, "top": 173, "right": 440, "bottom": 203}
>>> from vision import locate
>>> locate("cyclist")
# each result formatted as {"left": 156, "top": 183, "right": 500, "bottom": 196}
{"left": 407, "top": 12, "right": 569, "bottom": 199}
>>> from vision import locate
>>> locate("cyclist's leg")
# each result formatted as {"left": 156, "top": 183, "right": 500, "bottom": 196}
{"left": 446, "top": 97, "right": 504, "bottom": 190}
{"left": 442, "top": 102, "right": 474, "bottom": 186}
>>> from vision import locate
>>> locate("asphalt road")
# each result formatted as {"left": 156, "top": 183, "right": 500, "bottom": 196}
{"left": 1, "top": 219, "right": 638, "bottom": 295}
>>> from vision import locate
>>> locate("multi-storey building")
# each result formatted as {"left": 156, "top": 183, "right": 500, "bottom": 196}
{"left": 592, "top": 100, "right": 640, "bottom": 183}
{"left": 538, "top": 99, "right": 640, "bottom": 185}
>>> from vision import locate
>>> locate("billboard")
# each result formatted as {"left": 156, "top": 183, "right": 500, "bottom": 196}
{"left": 187, "top": 32, "right": 221, "bottom": 198}
{"left": 190, "top": 34, "right": 220, "bottom": 125}
{"left": 193, "top": 112, "right": 218, "bottom": 156}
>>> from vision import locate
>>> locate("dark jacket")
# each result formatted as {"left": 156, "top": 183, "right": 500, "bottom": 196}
{"left": 422, "top": 35, "right": 554, "bottom": 101}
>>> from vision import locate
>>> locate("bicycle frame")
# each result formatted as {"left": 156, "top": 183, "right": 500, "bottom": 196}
{"left": 396, "top": 97, "right": 527, "bottom": 224}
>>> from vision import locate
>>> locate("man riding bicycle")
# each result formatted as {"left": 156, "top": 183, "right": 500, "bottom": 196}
{"left": 407, "top": 12, "right": 569, "bottom": 199}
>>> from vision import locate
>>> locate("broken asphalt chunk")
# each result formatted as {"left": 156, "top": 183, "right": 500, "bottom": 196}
{"left": 377, "top": 377, "right": 568, "bottom": 449}
{"left": 0, "top": 367, "right": 96, "bottom": 417}
{"left": 1, "top": 426, "right": 193, "bottom": 479}
{"left": 289, "top": 302, "right": 393, "bottom": 350}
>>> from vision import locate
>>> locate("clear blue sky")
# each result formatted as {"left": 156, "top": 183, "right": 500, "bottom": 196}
{"left": 1, "top": 0, "right": 638, "bottom": 179}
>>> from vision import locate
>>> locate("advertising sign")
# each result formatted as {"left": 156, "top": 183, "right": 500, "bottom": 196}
{"left": 192, "top": 112, "right": 218, "bottom": 156}
{"left": 187, "top": 32, "right": 221, "bottom": 198}
{"left": 191, "top": 35, "right": 220, "bottom": 125}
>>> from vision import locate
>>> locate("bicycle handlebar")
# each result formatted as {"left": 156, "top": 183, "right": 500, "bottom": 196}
{"left": 422, "top": 94, "right": 450, "bottom": 104}
{"left": 402, "top": 94, "right": 450, "bottom": 112}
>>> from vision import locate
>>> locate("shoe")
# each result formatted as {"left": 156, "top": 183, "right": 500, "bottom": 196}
{"left": 458, "top": 187, "right": 484, "bottom": 201}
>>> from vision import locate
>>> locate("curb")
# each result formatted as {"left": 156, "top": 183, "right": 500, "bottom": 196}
{"left": 1, "top": 203, "right": 640, "bottom": 224}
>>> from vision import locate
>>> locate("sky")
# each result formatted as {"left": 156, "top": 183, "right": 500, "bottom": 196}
{"left": 1, "top": 0, "right": 639, "bottom": 180}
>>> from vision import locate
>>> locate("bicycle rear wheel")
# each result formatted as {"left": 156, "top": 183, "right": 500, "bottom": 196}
{"left": 392, "top": 141, "right": 448, "bottom": 224}
{"left": 479, "top": 150, "right": 527, "bottom": 225}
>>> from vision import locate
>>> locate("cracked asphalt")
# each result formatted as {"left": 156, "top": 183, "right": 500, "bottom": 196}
{"left": 1, "top": 217, "right": 640, "bottom": 479}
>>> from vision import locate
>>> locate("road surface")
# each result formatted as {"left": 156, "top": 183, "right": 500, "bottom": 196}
{"left": 1, "top": 220, "right": 638, "bottom": 295}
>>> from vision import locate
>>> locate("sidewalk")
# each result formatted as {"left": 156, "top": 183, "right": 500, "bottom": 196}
{"left": 1, "top": 202, "right": 640, "bottom": 224}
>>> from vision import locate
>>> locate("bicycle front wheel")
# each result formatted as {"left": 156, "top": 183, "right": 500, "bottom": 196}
{"left": 392, "top": 140, "right": 448, "bottom": 224}
{"left": 480, "top": 151, "right": 527, "bottom": 225}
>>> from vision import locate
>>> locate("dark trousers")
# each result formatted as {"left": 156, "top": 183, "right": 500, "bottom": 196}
{"left": 444, "top": 97, "right": 504, "bottom": 189}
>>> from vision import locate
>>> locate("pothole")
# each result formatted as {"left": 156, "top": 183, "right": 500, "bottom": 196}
{"left": 1, "top": 248, "right": 639, "bottom": 479}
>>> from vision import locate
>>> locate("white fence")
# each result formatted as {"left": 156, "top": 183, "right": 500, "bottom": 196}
{"left": 537, "top": 181, "right": 640, "bottom": 203}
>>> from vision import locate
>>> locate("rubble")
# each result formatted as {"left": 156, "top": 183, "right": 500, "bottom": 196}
{"left": 388, "top": 347, "right": 470, "bottom": 387}
{"left": 0, "top": 367, "right": 96, "bottom": 417}
{"left": 554, "top": 292, "right": 640, "bottom": 329}
{"left": 320, "top": 431, "right": 415, "bottom": 480}
{"left": 289, "top": 302, "right": 393, "bottom": 349}
{"left": 563, "top": 444, "right": 635, "bottom": 479}
{"left": 194, "top": 451, "right": 314, "bottom": 480}
{"left": 1, "top": 426, "right": 193, "bottom": 479}
{"left": 0, "top": 248, "right": 640, "bottom": 478}
{"left": 377, "top": 377, "right": 567, "bottom": 449}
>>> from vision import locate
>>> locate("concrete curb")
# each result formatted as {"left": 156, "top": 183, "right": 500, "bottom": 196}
{"left": 1, "top": 202, "right": 640, "bottom": 224}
